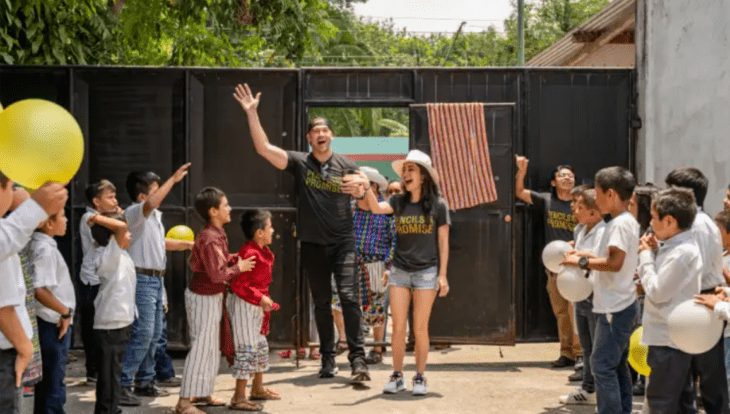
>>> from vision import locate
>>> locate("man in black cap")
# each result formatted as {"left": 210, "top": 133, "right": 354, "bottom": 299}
{"left": 233, "top": 83, "right": 369, "bottom": 383}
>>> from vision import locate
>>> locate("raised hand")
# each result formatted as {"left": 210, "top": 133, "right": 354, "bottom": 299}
{"left": 233, "top": 83, "right": 261, "bottom": 113}
{"left": 172, "top": 163, "right": 191, "bottom": 183}
{"left": 31, "top": 182, "right": 68, "bottom": 216}
{"left": 515, "top": 155, "right": 529, "bottom": 173}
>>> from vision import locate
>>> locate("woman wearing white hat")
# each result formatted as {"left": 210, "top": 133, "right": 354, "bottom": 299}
{"left": 344, "top": 150, "right": 451, "bottom": 396}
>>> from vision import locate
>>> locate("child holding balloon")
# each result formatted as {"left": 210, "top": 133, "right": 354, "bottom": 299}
{"left": 637, "top": 188, "right": 702, "bottom": 414}
{"left": 559, "top": 188, "right": 605, "bottom": 405}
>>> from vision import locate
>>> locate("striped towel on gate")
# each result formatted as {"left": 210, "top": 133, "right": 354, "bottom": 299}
{"left": 427, "top": 103, "right": 498, "bottom": 210}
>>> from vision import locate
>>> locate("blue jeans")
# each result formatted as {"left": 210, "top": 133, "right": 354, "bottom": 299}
{"left": 592, "top": 301, "right": 637, "bottom": 414}
{"left": 121, "top": 274, "right": 164, "bottom": 388}
{"left": 35, "top": 319, "right": 72, "bottom": 414}
{"left": 576, "top": 297, "right": 597, "bottom": 393}
{"left": 154, "top": 316, "right": 175, "bottom": 381}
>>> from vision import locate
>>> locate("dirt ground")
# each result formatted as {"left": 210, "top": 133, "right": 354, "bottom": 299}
{"left": 22, "top": 342, "right": 652, "bottom": 414}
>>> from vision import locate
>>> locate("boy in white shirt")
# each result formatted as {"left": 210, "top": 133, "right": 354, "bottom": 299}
{"left": 0, "top": 174, "right": 67, "bottom": 413}
{"left": 120, "top": 164, "right": 193, "bottom": 404}
{"left": 91, "top": 212, "right": 135, "bottom": 414}
{"left": 79, "top": 179, "right": 121, "bottom": 384}
{"left": 31, "top": 209, "right": 76, "bottom": 414}
{"left": 563, "top": 166, "right": 639, "bottom": 414}
{"left": 559, "top": 188, "right": 606, "bottom": 405}
{"left": 665, "top": 167, "right": 730, "bottom": 414}
{"left": 638, "top": 188, "right": 702, "bottom": 413}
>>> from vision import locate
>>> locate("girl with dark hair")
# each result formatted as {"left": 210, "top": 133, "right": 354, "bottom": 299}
{"left": 345, "top": 150, "right": 450, "bottom": 396}
{"left": 629, "top": 184, "right": 658, "bottom": 236}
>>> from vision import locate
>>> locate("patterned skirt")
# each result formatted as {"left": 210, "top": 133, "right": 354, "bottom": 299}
{"left": 331, "top": 255, "right": 387, "bottom": 327}
{"left": 227, "top": 295, "right": 269, "bottom": 380}
{"left": 20, "top": 244, "right": 42, "bottom": 386}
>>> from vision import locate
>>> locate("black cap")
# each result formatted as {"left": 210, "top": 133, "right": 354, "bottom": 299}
{"left": 307, "top": 117, "right": 333, "bottom": 133}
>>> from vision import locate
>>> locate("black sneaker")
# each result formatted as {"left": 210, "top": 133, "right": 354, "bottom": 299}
{"left": 551, "top": 356, "right": 576, "bottom": 368}
{"left": 364, "top": 350, "right": 383, "bottom": 365}
{"left": 119, "top": 387, "right": 142, "bottom": 406}
{"left": 632, "top": 381, "right": 645, "bottom": 396}
{"left": 157, "top": 376, "right": 182, "bottom": 387}
{"left": 133, "top": 382, "right": 170, "bottom": 397}
{"left": 568, "top": 371, "right": 583, "bottom": 382}
{"left": 350, "top": 359, "right": 371, "bottom": 383}
{"left": 319, "top": 356, "right": 338, "bottom": 378}
{"left": 86, "top": 375, "right": 97, "bottom": 384}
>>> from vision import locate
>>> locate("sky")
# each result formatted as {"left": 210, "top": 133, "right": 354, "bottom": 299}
{"left": 352, "top": 0, "right": 515, "bottom": 35}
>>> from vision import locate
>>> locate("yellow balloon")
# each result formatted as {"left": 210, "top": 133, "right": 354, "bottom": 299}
{"left": 166, "top": 225, "right": 195, "bottom": 242}
{"left": 0, "top": 99, "right": 84, "bottom": 189}
{"left": 628, "top": 326, "right": 651, "bottom": 377}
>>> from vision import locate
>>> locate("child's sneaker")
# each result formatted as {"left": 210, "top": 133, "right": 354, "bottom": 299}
{"left": 382, "top": 371, "right": 406, "bottom": 394}
{"left": 558, "top": 387, "right": 596, "bottom": 405}
{"left": 411, "top": 374, "right": 428, "bottom": 396}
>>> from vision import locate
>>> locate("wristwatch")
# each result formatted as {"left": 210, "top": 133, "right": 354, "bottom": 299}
{"left": 578, "top": 256, "right": 589, "bottom": 271}
{"left": 61, "top": 308, "right": 73, "bottom": 319}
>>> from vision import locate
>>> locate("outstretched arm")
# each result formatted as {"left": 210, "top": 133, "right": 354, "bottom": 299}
{"left": 233, "top": 84, "right": 288, "bottom": 171}
{"left": 515, "top": 155, "right": 533, "bottom": 204}
{"left": 143, "top": 163, "right": 191, "bottom": 217}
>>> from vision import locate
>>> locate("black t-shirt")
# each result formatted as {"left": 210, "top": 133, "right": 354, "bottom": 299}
{"left": 530, "top": 190, "right": 576, "bottom": 244}
{"left": 286, "top": 151, "right": 359, "bottom": 246}
{"left": 389, "top": 194, "right": 451, "bottom": 272}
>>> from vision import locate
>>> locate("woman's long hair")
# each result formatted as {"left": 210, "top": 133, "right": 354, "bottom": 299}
{"left": 396, "top": 164, "right": 441, "bottom": 216}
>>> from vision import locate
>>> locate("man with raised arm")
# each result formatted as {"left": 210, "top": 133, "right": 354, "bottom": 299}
{"left": 233, "top": 84, "right": 370, "bottom": 383}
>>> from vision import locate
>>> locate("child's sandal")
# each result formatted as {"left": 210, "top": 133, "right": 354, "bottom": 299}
{"left": 249, "top": 387, "right": 281, "bottom": 401}
{"left": 229, "top": 399, "right": 263, "bottom": 411}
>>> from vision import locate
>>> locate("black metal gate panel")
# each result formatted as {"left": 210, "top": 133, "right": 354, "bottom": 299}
{"left": 410, "top": 104, "right": 516, "bottom": 344}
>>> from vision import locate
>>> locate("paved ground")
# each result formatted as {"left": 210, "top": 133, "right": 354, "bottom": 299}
{"left": 24, "top": 342, "right": 652, "bottom": 414}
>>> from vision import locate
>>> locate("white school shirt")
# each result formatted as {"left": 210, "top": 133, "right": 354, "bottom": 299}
{"left": 638, "top": 230, "right": 702, "bottom": 347}
{"left": 94, "top": 238, "right": 137, "bottom": 330}
{"left": 575, "top": 221, "right": 606, "bottom": 256}
{"left": 592, "top": 211, "right": 640, "bottom": 314}
{"left": 0, "top": 200, "right": 48, "bottom": 350}
{"left": 124, "top": 202, "right": 166, "bottom": 271}
{"left": 31, "top": 232, "right": 76, "bottom": 324}
{"left": 79, "top": 209, "right": 102, "bottom": 286}
{"left": 692, "top": 209, "right": 725, "bottom": 290}
{"left": 720, "top": 255, "right": 730, "bottom": 337}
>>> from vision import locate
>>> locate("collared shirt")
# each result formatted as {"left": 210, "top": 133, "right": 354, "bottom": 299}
{"left": 639, "top": 230, "right": 702, "bottom": 347}
{"left": 574, "top": 221, "right": 606, "bottom": 256}
{"left": 692, "top": 208, "right": 725, "bottom": 290}
{"left": 79, "top": 209, "right": 102, "bottom": 286}
{"left": 0, "top": 200, "right": 48, "bottom": 350}
{"left": 592, "top": 211, "right": 640, "bottom": 314}
{"left": 353, "top": 195, "right": 395, "bottom": 266}
{"left": 188, "top": 224, "right": 240, "bottom": 295}
{"left": 231, "top": 240, "right": 275, "bottom": 306}
{"left": 125, "top": 202, "right": 166, "bottom": 270}
{"left": 31, "top": 232, "right": 76, "bottom": 324}
{"left": 94, "top": 238, "right": 137, "bottom": 330}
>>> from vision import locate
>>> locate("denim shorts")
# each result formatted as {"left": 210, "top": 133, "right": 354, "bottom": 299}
{"left": 389, "top": 266, "right": 438, "bottom": 290}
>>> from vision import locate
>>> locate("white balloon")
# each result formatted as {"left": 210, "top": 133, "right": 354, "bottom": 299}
{"left": 542, "top": 240, "right": 572, "bottom": 273}
{"left": 668, "top": 300, "right": 724, "bottom": 354}
{"left": 556, "top": 266, "right": 593, "bottom": 302}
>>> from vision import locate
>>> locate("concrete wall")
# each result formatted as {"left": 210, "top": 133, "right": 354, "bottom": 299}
{"left": 636, "top": 0, "right": 730, "bottom": 216}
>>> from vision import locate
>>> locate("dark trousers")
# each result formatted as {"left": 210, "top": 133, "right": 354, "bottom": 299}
{"left": 576, "top": 297, "right": 597, "bottom": 393}
{"left": 301, "top": 242, "right": 365, "bottom": 363}
{"left": 95, "top": 326, "right": 131, "bottom": 414}
{"left": 35, "top": 319, "right": 71, "bottom": 414}
{"left": 154, "top": 316, "right": 174, "bottom": 381}
{"left": 79, "top": 283, "right": 100, "bottom": 378}
{"left": 0, "top": 348, "right": 21, "bottom": 414}
{"left": 644, "top": 346, "right": 694, "bottom": 414}
{"left": 678, "top": 333, "right": 730, "bottom": 414}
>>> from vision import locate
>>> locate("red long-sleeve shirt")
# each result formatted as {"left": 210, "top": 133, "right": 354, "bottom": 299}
{"left": 230, "top": 241, "right": 275, "bottom": 305}
{"left": 188, "top": 224, "right": 239, "bottom": 295}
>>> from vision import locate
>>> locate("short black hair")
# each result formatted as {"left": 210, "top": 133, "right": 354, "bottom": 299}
{"left": 0, "top": 171, "right": 9, "bottom": 189}
{"left": 126, "top": 171, "right": 160, "bottom": 202}
{"left": 716, "top": 209, "right": 730, "bottom": 233}
{"left": 91, "top": 212, "right": 127, "bottom": 247}
{"left": 665, "top": 167, "right": 708, "bottom": 209}
{"left": 594, "top": 166, "right": 636, "bottom": 201}
{"left": 552, "top": 165, "right": 575, "bottom": 180}
{"left": 652, "top": 188, "right": 697, "bottom": 231}
{"left": 240, "top": 209, "right": 272, "bottom": 240}
{"left": 85, "top": 179, "right": 116, "bottom": 205}
{"left": 194, "top": 187, "right": 226, "bottom": 222}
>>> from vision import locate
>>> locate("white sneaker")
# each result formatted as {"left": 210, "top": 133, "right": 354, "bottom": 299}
{"left": 559, "top": 387, "right": 596, "bottom": 405}
{"left": 383, "top": 372, "right": 406, "bottom": 394}
{"left": 412, "top": 374, "right": 428, "bottom": 396}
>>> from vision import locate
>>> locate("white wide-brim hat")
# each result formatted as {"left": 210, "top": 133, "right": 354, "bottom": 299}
{"left": 359, "top": 166, "right": 388, "bottom": 190}
{"left": 392, "top": 150, "right": 440, "bottom": 183}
